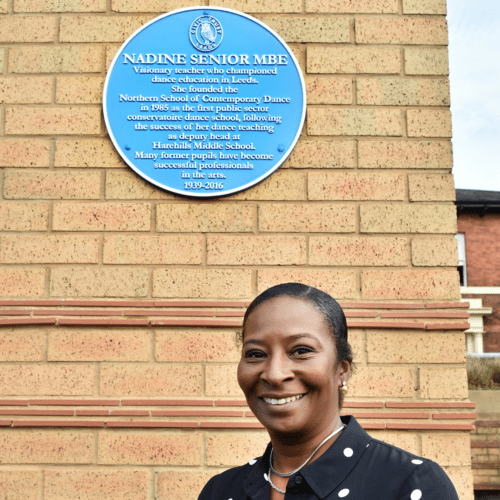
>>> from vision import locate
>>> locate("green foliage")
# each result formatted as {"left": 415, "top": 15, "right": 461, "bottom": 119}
{"left": 467, "top": 356, "right": 500, "bottom": 390}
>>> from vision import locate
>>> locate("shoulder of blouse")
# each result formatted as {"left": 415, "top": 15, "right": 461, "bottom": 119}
{"left": 197, "top": 459, "right": 259, "bottom": 500}
{"left": 365, "top": 438, "right": 458, "bottom": 500}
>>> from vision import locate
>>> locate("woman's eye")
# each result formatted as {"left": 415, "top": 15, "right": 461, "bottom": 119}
{"left": 245, "top": 350, "right": 265, "bottom": 359}
{"left": 294, "top": 346, "right": 314, "bottom": 356}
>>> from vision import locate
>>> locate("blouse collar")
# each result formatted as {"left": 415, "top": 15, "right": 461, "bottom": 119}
{"left": 243, "top": 416, "right": 372, "bottom": 499}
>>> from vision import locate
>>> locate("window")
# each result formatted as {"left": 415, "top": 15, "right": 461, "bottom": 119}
{"left": 455, "top": 233, "right": 467, "bottom": 286}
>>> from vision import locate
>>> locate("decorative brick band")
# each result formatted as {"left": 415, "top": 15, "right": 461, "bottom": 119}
{"left": 0, "top": 300, "right": 470, "bottom": 330}
{"left": 0, "top": 398, "right": 477, "bottom": 430}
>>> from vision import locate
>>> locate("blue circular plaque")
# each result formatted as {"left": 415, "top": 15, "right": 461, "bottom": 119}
{"left": 104, "top": 7, "right": 306, "bottom": 198}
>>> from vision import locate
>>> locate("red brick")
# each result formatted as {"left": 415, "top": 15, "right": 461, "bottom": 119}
{"left": 386, "top": 402, "right": 475, "bottom": 408}
{"left": 48, "top": 329, "right": 151, "bottom": 361}
{"left": 0, "top": 203, "right": 49, "bottom": 231}
{"left": 58, "top": 319, "right": 148, "bottom": 326}
{"left": 151, "top": 319, "right": 241, "bottom": 328}
{"left": 0, "top": 318, "right": 56, "bottom": 327}
{"left": 13, "top": 420, "right": 104, "bottom": 428}
{"left": 0, "top": 140, "right": 50, "bottom": 167}
{"left": 106, "top": 421, "right": 197, "bottom": 428}
{"left": 33, "top": 309, "right": 123, "bottom": 316}
{"left": 156, "top": 331, "right": 240, "bottom": 363}
{"left": 0, "top": 409, "right": 73, "bottom": 416}
{"left": 30, "top": 399, "right": 119, "bottom": 406}
{"left": 152, "top": 410, "right": 243, "bottom": 417}
{"left": 121, "top": 399, "right": 212, "bottom": 406}
{"left": 100, "top": 365, "right": 203, "bottom": 396}
{"left": 0, "top": 430, "right": 94, "bottom": 463}
{"left": 45, "top": 469, "right": 148, "bottom": 500}
{"left": 201, "top": 422, "right": 264, "bottom": 429}
{"left": 98, "top": 432, "right": 201, "bottom": 465}
{"left": 433, "top": 413, "right": 477, "bottom": 420}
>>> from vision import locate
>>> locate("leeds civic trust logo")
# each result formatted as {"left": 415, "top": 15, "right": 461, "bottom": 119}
{"left": 189, "top": 13, "right": 223, "bottom": 52}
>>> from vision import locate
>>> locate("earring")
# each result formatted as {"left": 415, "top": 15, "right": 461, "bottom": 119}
{"left": 340, "top": 381, "right": 348, "bottom": 392}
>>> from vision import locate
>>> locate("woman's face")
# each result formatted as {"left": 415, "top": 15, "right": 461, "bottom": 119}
{"left": 237, "top": 296, "right": 350, "bottom": 440}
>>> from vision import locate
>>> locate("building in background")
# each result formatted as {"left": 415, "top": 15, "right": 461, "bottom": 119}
{"left": 457, "top": 189, "right": 500, "bottom": 353}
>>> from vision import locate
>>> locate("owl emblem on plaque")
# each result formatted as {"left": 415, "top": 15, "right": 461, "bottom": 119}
{"left": 189, "top": 14, "right": 223, "bottom": 52}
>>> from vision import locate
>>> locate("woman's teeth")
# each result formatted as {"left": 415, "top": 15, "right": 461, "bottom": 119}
{"left": 263, "top": 394, "right": 304, "bottom": 405}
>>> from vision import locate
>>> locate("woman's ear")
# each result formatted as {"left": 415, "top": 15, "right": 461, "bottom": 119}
{"left": 338, "top": 359, "right": 352, "bottom": 382}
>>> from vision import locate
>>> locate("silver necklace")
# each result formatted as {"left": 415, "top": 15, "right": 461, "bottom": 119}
{"left": 269, "top": 420, "right": 344, "bottom": 478}
{"left": 266, "top": 470, "right": 286, "bottom": 495}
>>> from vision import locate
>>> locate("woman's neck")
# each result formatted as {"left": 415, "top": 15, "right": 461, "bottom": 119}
{"left": 269, "top": 417, "right": 343, "bottom": 474}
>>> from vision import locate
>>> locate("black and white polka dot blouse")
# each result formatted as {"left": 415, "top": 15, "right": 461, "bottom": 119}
{"left": 198, "top": 416, "right": 459, "bottom": 500}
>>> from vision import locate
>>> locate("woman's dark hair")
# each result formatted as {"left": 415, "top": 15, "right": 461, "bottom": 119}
{"left": 242, "top": 283, "right": 353, "bottom": 407}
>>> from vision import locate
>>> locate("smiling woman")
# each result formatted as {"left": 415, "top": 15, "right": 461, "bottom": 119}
{"left": 198, "top": 283, "right": 459, "bottom": 500}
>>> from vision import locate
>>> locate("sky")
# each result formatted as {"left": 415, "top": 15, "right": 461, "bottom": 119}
{"left": 448, "top": 0, "right": 500, "bottom": 190}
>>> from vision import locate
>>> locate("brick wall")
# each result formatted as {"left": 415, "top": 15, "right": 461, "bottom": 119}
{"left": 458, "top": 214, "right": 500, "bottom": 352}
{"left": 471, "top": 420, "right": 500, "bottom": 491}
{"left": 0, "top": 0, "right": 474, "bottom": 498}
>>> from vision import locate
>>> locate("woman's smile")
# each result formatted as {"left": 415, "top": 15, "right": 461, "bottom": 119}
{"left": 261, "top": 393, "right": 306, "bottom": 406}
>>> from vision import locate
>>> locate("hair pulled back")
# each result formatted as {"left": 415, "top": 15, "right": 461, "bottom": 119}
{"left": 243, "top": 282, "right": 353, "bottom": 366}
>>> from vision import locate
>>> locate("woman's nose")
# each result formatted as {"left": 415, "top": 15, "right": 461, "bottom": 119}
{"left": 260, "top": 354, "right": 294, "bottom": 385}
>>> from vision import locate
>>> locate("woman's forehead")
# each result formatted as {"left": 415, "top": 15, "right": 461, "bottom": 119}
{"left": 244, "top": 296, "right": 331, "bottom": 334}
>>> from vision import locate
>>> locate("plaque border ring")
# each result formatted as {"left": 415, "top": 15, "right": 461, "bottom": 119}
{"left": 189, "top": 14, "right": 223, "bottom": 52}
